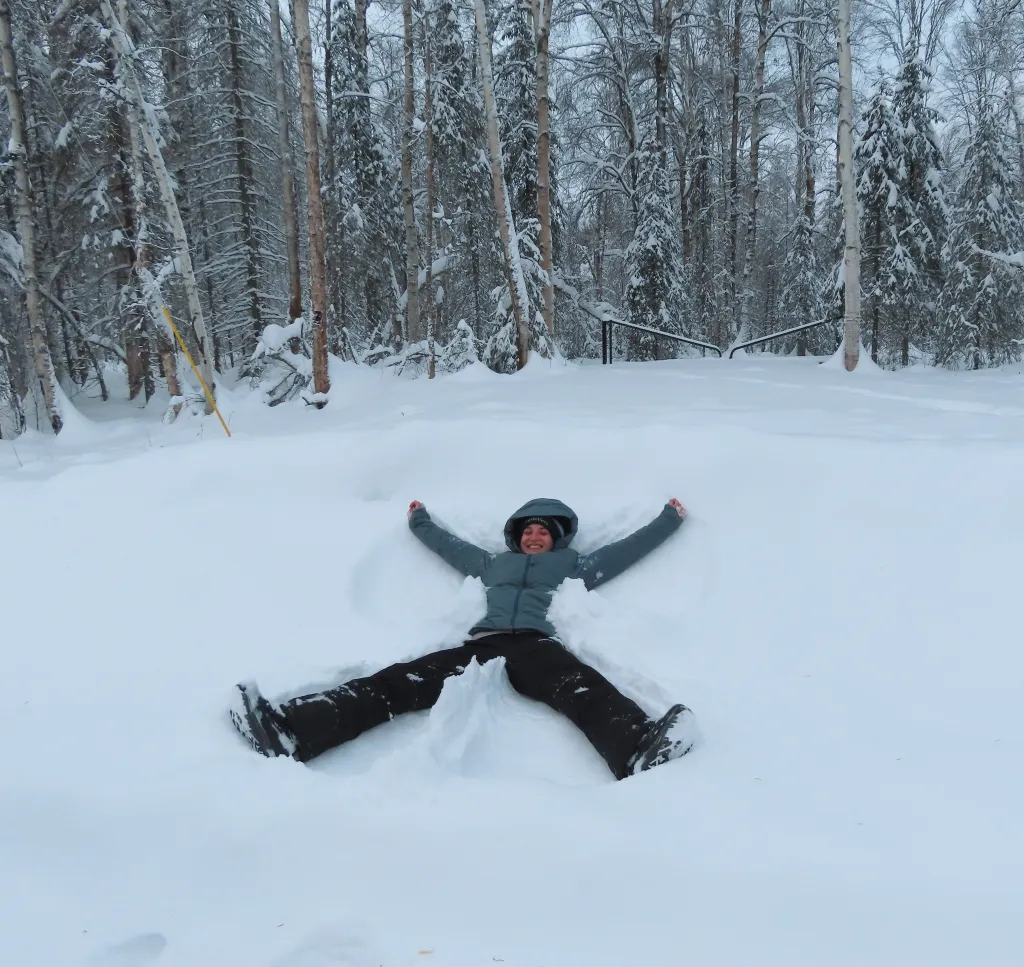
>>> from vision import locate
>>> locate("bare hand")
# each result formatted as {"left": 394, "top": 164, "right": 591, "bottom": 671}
{"left": 408, "top": 500, "right": 425, "bottom": 519}
{"left": 668, "top": 498, "right": 687, "bottom": 519}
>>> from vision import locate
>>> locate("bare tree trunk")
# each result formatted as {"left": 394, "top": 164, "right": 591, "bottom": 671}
{"left": 401, "top": 0, "right": 421, "bottom": 344}
{"left": 291, "top": 0, "right": 330, "bottom": 400}
{"left": 99, "top": 0, "right": 217, "bottom": 409}
{"left": 323, "top": 0, "right": 345, "bottom": 349}
{"left": 110, "top": 74, "right": 148, "bottom": 400}
{"left": 653, "top": 0, "right": 676, "bottom": 148}
{"left": 269, "top": 0, "right": 302, "bottom": 323}
{"left": 727, "top": 0, "right": 742, "bottom": 337}
{"left": 534, "top": 0, "right": 555, "bottom": 337}
{"left": 424, "top": 24, "right": 437, "bottom": 378}
{"left": 0, "top": 0, "right": 61, "bottom": 433}
{"left": 738, "top": 0, "right": 771, "bottom": 343}
{"left": 837, "top": 0, "right": 860, "bottom": 370}
{"left": 1005, "top": 71, "right": 1024, "bottom": 185}
{"left": 474, "top": 0, "right": 532, "bottom": 368}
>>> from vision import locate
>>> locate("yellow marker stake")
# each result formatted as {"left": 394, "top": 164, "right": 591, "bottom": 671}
{"left": 162, "top": 306, "right": 232, "bottom": 438}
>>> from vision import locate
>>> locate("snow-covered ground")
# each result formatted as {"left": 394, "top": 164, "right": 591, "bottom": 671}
{"left": 2, "top": 354, "right": 1022, "bottom": 967}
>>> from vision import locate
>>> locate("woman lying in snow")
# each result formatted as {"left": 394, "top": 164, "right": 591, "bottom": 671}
{"left": 230, "top": 497, "right": 697, "bottom": 780}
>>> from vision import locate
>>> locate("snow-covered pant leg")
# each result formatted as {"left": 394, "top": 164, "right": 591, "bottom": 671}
{"left": 502, "top": 636, "right": 652, "bottom": 780}
{"left": 278, "top": 643, "right": 484, "bottom": 762}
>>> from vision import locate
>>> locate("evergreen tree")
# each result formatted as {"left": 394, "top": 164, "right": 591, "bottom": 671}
{"left": 494, "top": 3, "right": 538, "bottom": 237}
{"left": 889, "top": 54, "right": 949, "bottom": 365}
{"left": 624, "top": 139, "right": 685, "bottom": 359}
{"left": 427, "top": 0, "right": 496, "bottom": 344}
{"left": 328, "top": 0, "right": 401, "bottom": 348}
{"left": 778, "top": 211, "right": 825, "bottom": 346}
{"left": 482, "top": 0, "right": 551, "bottom": 370}
{"left": 936, "top": 101, "right": 1024, "bottom": 368}
{"left": 854, "top": 84, "right": 902, "bottom": 362}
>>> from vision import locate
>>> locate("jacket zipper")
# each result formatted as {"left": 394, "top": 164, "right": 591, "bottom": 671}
{"left": 509, "top": 554, "right": 531, "bottom": 629}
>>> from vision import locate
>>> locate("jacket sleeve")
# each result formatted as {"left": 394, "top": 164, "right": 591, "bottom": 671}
{"left": 577, "top": 504, "right": 683, "bottom": 590}
{"left": 408, "top": 507, "right": 494, "bottom": 578}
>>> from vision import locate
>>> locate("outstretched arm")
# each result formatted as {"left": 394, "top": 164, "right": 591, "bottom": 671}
{"left": 407, "top": 502, "right": 494, "bottom": 578}
{"left": 577, "top": 500, "right": 686, "bottom": 590}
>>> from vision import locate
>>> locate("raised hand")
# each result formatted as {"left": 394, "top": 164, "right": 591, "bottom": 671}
{"left": 408, "top": 500, "right": 425, "bottom": 520}
{"left": 667, "top": 498, "right": 687, "bottom": 519}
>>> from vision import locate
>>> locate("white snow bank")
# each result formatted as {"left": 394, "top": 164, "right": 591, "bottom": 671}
{"left": 2, "top": 356, "right": 1023, "bottom": 967}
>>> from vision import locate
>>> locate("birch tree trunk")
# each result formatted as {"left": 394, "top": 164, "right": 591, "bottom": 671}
{"left": 0, "top": 0, "right": 62, "bottom": 433}
{"left": 292, "top": 0, "right": 331, "bottom": 400}
{"left": 738, "top": 0, "right": 771, "bottom": 343}
{"left": 836, "top": 0, "right": 860, "bottom": 370}
{"left": 401, "top": 0, "right": 421, "bottom": 344}
{"left": 474, "top": 0, "right": 532, "bottom": 368}
{"left": 98, "top": 0, "right": 217, "bottom": 410}
{"left": 534, "top": 0, "right": 554, "bottom": 337}
{"left": 269, "top": 0, "right": 302, "bottom": 324}
{"left": 424, "top": 25, "right": 436, "bottom": 379}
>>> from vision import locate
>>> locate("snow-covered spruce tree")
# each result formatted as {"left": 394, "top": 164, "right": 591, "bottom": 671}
{"left": 269, "top": 0, "right": 302, "bottom": 326}
{"left": 889, "top": 53, "right": 948, "bottom": 366}
{"left": 776, "top": 0, "right": 830, "bottom": 356}
{"left": 427, "top": 0, "right": 499, "bottom": 345}
{"left": 494, "top": 2, "right": 538, "bottom": 254}
{"left": 484, "top": 0, "right": 551, "bottom": 371}
{"left": 328, "top": 0, "right": 402, "bottom": 350}
{"left": 778, "top": 210, "right": 825, "bottom": 347}
{"left": 854, "top": 84, "right": 901, "bottom": 363}
{"left": 624, "top": 138, "right": 686, "bottom": 358}
{"left": 936, "top": 100, "right": 1024, "bottom": 368}
{"left": 187, "top": 0, "right": 285, "bottom": 364}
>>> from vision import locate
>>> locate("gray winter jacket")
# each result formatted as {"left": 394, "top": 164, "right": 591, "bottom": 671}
{"left": 408, "top": 497, "right": 683, "bottom": 639}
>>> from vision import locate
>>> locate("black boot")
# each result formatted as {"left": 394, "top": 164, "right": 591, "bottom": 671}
{"left": 628, "top": 703, "right": 697, "bottom": 775}
{"left": 229, "top": 682, "right": 297, "bottom": 758}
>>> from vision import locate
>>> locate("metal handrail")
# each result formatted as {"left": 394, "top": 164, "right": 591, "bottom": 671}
{"left": 602, "top": 318, "right": 722, "bottom": 363}
{"left": 727, "top": 318, "right": 834, "bottom": 359}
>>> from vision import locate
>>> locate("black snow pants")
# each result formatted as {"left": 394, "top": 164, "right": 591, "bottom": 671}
{"left": 278, "top": 631, "right": 653, "bottom": 780}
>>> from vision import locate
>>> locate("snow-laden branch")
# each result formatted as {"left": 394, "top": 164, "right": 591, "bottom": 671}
{"left": 397, "top": 253, "right": 454, "bottom": 311}
{"left": 976, "top": 246, "right": 1024, "bottom": 269}
{"left": 552, "top": 275, "right": 622, "bottom": 324}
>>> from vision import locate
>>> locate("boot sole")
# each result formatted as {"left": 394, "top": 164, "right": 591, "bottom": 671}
{"left": 636, "top": 703, "right": 696, "bottom": 773}
{"left": 229, "top": 683, "right": 288, "bottom": 757}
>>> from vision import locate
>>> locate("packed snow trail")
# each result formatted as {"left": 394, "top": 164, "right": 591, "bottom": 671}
{"left": 2, "top": 356, "right": 1022, "bottom": 966}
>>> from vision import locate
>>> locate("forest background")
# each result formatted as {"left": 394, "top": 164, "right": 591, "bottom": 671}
{"left": 0, "top": 0, "right": 1020, "bottom": 434}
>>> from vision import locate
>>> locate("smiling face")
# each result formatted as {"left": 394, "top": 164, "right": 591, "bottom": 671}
{"left": 519, "top": 523, "right": 554, "bottom": 554}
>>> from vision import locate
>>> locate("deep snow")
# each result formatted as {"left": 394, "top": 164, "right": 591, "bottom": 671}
{"left": 2, "top": 354, "right": 1022, "bottom": 967}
